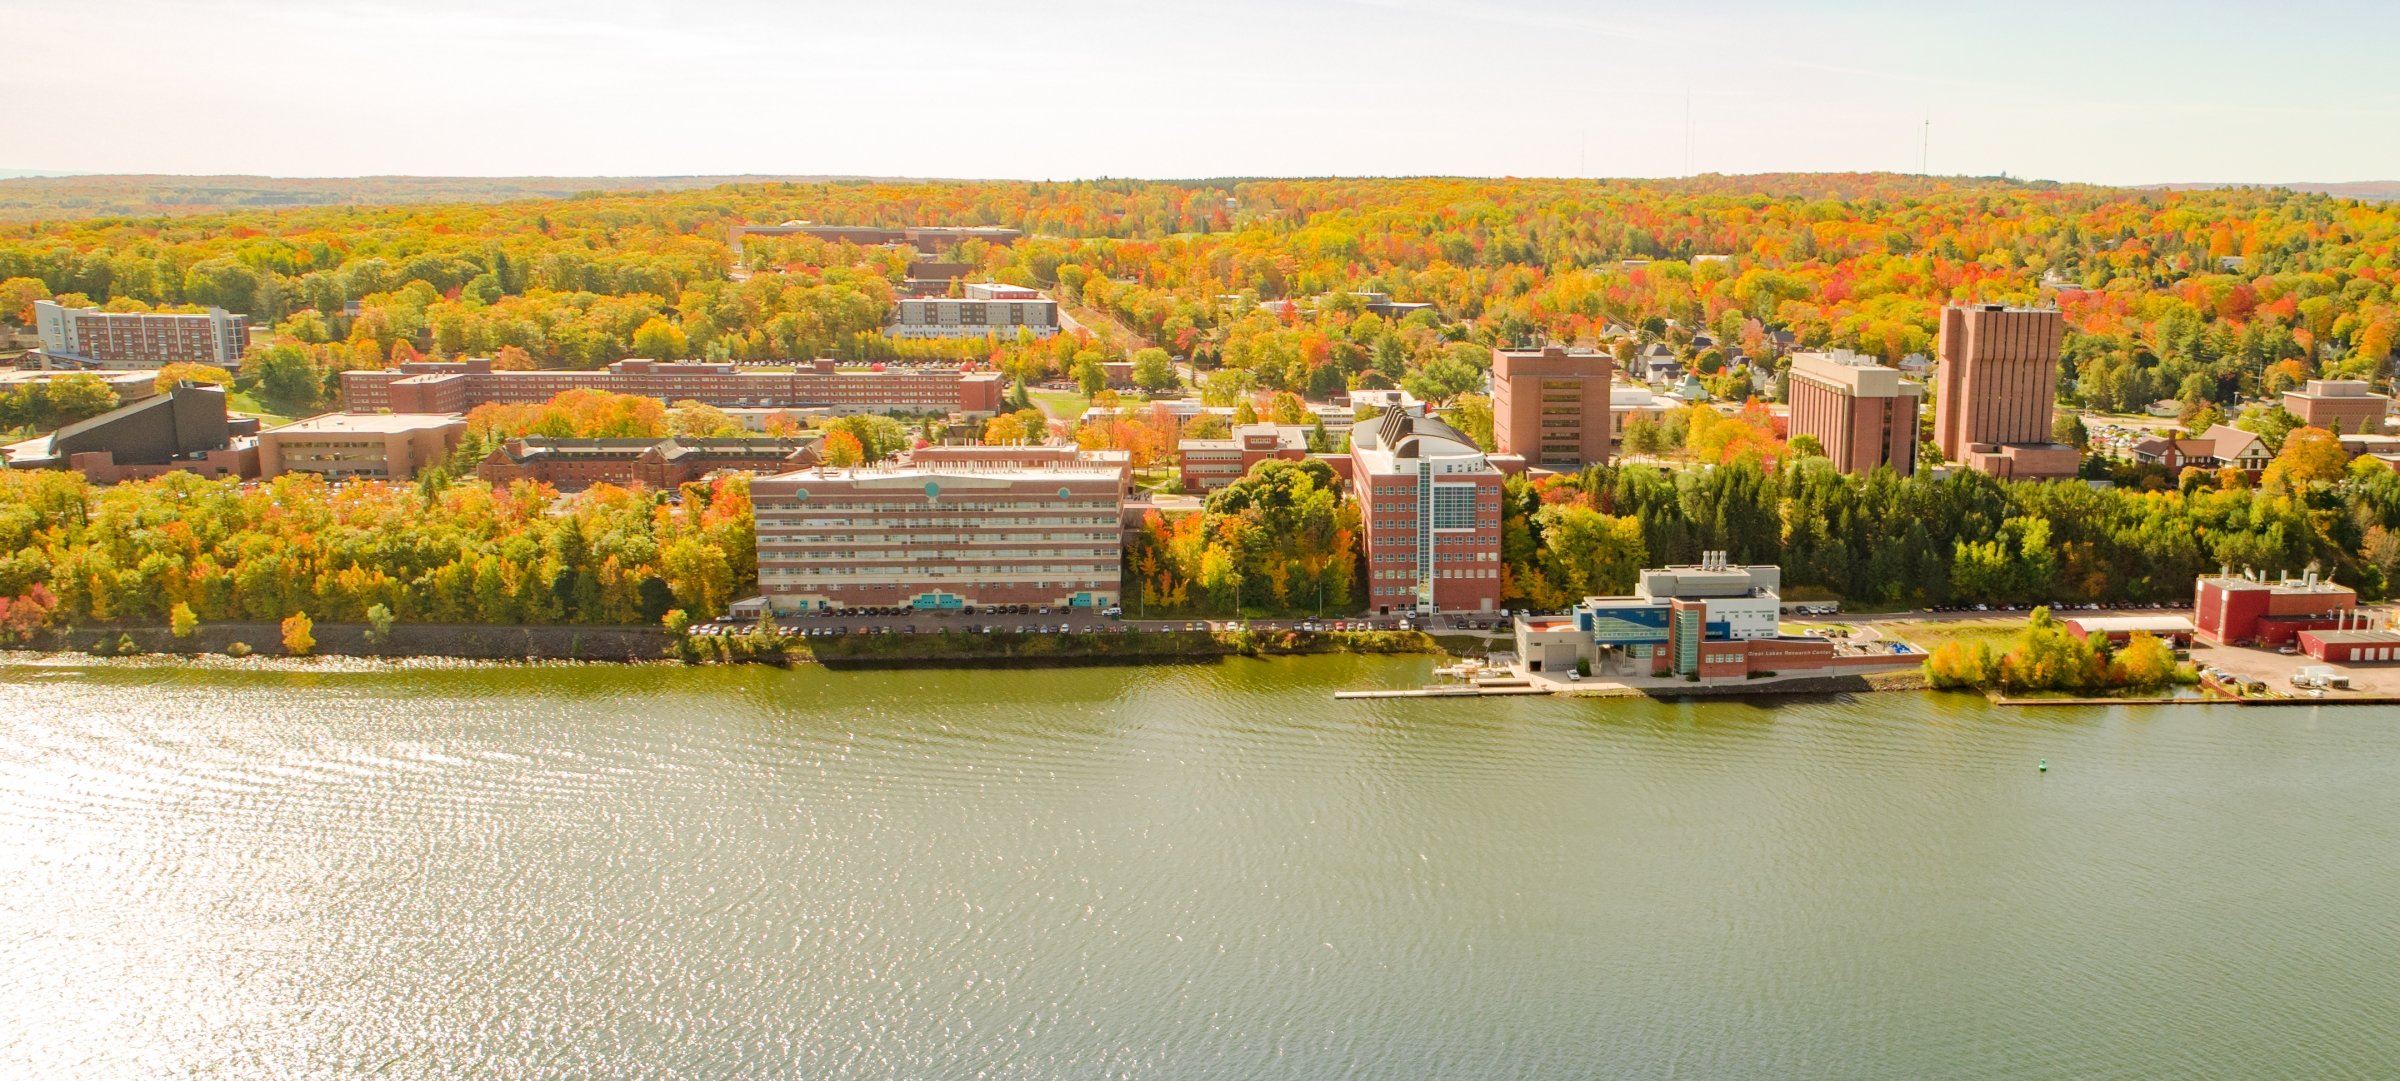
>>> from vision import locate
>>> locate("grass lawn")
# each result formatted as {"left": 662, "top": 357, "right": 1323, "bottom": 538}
{"left": 226, "top": 391, "right": 292, "bottom": 426}
{"left": 1029, "top": 389, "right": 1091, "bottom": 420}
{"left": 1882, "top": 617, "right": 2025, "bottom": 654}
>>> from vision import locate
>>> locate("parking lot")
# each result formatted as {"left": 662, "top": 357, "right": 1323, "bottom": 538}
{"left": 2187, "top": 641, "right": 2400, "bottom": 698}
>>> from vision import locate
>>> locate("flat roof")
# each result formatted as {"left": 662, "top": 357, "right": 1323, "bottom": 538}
{"left": 2066, "top": 615, "right": 2196, "bottom": 633}
{"left": 2301, "top": 629, "right": 2400, "bottom": 644}
{"left": 265, "top": 412, "right": 462, "bottom": 435}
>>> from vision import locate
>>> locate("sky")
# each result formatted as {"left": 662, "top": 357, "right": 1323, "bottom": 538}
{"left": 5, "top": 0, "right": 2396, "bottom": 186}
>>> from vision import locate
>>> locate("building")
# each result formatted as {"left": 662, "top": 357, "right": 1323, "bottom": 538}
{"left": 1609, "top": 385, "right": 1675, "bottom": 458}
{"left": 1932, "top": 304, "right": 2079, "bottom": 480}
{"left": 32, "top": 301, "right": 249, "bottom": 368}
{"left": 728, "top": 223, "right": 1021, "bottom": 255}
{"left": 475, "top": 435, "right": 821, "bottom": 491}
{"left": 2282, "top": 379, "right": 2391, "bottom": 434}
{"left": 2064, "top": 614, "right": 2196, "bottom": 648}
{"left": 1178, "top": 423, "right": 1309, "bottom": 492}
{"left": 907, "top": 444, "right": 1135, "bottom": 499}
{"left": 258, "top": 412, "right": 465, "bottom": 481}
{"left": 1565, "top": 556, "right": 1840, "bottom": 679}
{"left": 2297, "top": 617, "right": 2400, "bottom": 663}
{"left": 751, "top": 461, "right": 1125, "bottom": 613}
{"left": 1, "top": 383, "right": 258, "bottom": 483}
{"left": 341, "top": 357, "right": 1004, "bottom": 417}
{"left": 1785, "top": 350, "right": 1922, "bottom": 475}
{"left": 1350, "top": 409, "right": 1504, "bottom": 616}
{"left": 890, "top": 283, "right": 1060, "bottom": 340}
{"left": 1491, "top": 344, "right": 1615, "bottom": 466}
{"left": 1344, "top": 292, "right": 1437, "bottom": 320}
{"left": 2193, "top": 569, "right": 2356, "bottom": 647}
{"left": 902, "top": 260, "right": 975, "bottom": 296}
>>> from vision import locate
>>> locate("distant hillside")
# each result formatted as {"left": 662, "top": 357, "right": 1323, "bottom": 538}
{"left": 0, "top": 173, "right": 944, "bottom": 220}
{"left": 2143, "top": 180, "right": 2400, "bottom": 202}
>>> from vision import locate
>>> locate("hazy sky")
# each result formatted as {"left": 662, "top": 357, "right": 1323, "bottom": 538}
{"left": 6, "top": 0, "right": 2395, "bottom": 184}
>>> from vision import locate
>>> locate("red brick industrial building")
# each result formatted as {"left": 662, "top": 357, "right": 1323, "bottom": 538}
{"left": 341, "top": 358, "right": 1005, "bottom": 416}
{"left": 2194, "top": 570, "right": 2356, "bottom": 647}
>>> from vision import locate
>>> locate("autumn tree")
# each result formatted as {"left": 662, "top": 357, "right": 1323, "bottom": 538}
{"left": 819, "top": 429, "right": 865, "bottom": 467}
{"left": 281, "top": 611, "right": 316, "bottom": 657}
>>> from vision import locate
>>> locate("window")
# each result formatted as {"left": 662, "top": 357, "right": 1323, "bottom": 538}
{"left": 1430, "top": 484, "right": 1478, "bottom": 530}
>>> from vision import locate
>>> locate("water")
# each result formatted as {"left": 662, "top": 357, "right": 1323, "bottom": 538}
{"left": 3, "top": 655, "right": 2397, "bottom": 1080}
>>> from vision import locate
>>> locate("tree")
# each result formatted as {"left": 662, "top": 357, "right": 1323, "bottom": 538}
{"left": 2264, "top": 426, "right": 2348, "bottom": 488}
{"left": 281, "top": 611, "right": 315, "bottom": 656}
{"left": 1131, "top": 347, "right": 1177, "bottom": 392}
{"left": 820, "top": 414, "right": 908, "bottom": 460}
{"left": 2053, "top": 414, "right": 2089, "bottom": 449}
{"left": 1444, "top": 394, "right": 1495, "bottom": 451}
{"left": 671, "top": 400, "right": 738, "bottom": 438}
{"left": 819, "top": 428, "right": 865, "bottom": 467}
{"left": 1402, "top": 355, "right": 1482, "bottom": 405}
{"left": 32, "top": 374, "right": 120, "bottom": 429}
{"left": 1788, "top": 433, "right": 1825, "bottom": 458}
{"left": 154, "top": 363, "right": 235, "bottom": 395}
{"left": 364, "top": 603, "right": 396, "bottom": 644}
{"left": 631, "top": 317, "right": 690, "bottom": 359}
{"left": 0, "top": 277, "right": 47, "bottom": 325}
{"left": 249, "top": 345, "right": 322, "bottom": 413}
{"left": 983, "top": 413, "right": 1031, "bottom": 444}
{"left": 170, "top": 601, "right": 198, "bottom": 639}
{"left": 1074, "top": 354, "right": 1109, "bottom": 397}
{"left": 491, "top": 344, "right": 537, "bottom": 371}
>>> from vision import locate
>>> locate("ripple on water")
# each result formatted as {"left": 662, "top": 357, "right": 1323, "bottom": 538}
{"left": 2, "top": 659, "right": 2400, "bottom": 1079}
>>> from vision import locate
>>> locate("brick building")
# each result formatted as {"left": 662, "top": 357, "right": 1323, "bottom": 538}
{"left": 1491, "top": 344, "right": 1615, "bottom": 467}
{"left": 258, "top": 412, "right": 465, "bottom": 481}
{"left": 475, "top": 435, "right": 822, "bottom": 491}
{"left": 752, "top": 461, "right": 1125, "bottom": 613}
{"left": 2282, "top": 379, "right": 2391, "bottom": 434}
{"left": 341, "top": 358, "right": 1004, "bottom": 417}
{"left": 1785, "top": 350, "right": 1922, "bottom": 475}
{"left": 1177, "top": 423, "right": 1309, "bottom": 492}
{"left": 2194, "top": 569, "right": 2356, "bottom": 647}
{"left": 1932, "top": 305, "right": 2079, "bottom": 480}
{"left": 33, "top": 300, "right": 250, "bottom": 368}
{"left": 1351, "top": 409, "right": 1504, "bottom": 616}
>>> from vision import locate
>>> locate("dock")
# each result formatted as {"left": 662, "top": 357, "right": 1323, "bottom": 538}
{"left": 1334, "top": 684, "right": 1554, "bottom": 700}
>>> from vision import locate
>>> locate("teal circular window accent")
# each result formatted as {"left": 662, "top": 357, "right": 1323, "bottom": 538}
{"left": 792, "top": 488, "right": 809, "bottom": 500}
{"left": 923, "top": 481, "right": 940, "bottom": 499}
{"left": 1058, "top": 487, "right": 1073, "bottom": 500}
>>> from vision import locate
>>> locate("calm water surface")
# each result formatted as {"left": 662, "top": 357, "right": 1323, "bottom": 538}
{"left": 3, "top": 655, "right": 2397, "bottom": 1079}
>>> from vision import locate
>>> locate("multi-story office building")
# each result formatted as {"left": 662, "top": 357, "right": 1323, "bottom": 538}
{"left": 1177, "top": 423, "right": 1309, "bottom": 492}
{"left": 475, "top": 435, "right": 823, "bottom": 492}
{"left": 1931, "top": 304, "right": 2078, "bottom": 479}
{"left": 1351, "top": 409, "right": 1504, "bottom": 616}
{"left": 890, "top": 283, "right": 1061, "bottom": 340}
{"left": 2282, "top": 379, "right": 2391, "bottom": 434}
{"left": 1492, "top": 344, "right": 1614, "bottom": 466}
{"left": 258, "top": 412, "right": 465, "bottom": 481}
{"left": 752, "top": 461, "right": 1126, "bottom": 613}
{"left": 33, "top": 301, "right": 250, "bottom": 368}
{"left": 1785, "top": 349, "right": 1923, "bottom": 475}
{"left": 341, "top": 358, "right": 1004, "bottom": 417}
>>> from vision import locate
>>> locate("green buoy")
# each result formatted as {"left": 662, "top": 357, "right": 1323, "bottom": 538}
{"left": 2038, "top": 759, "right": 2048, "bottom": 773}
